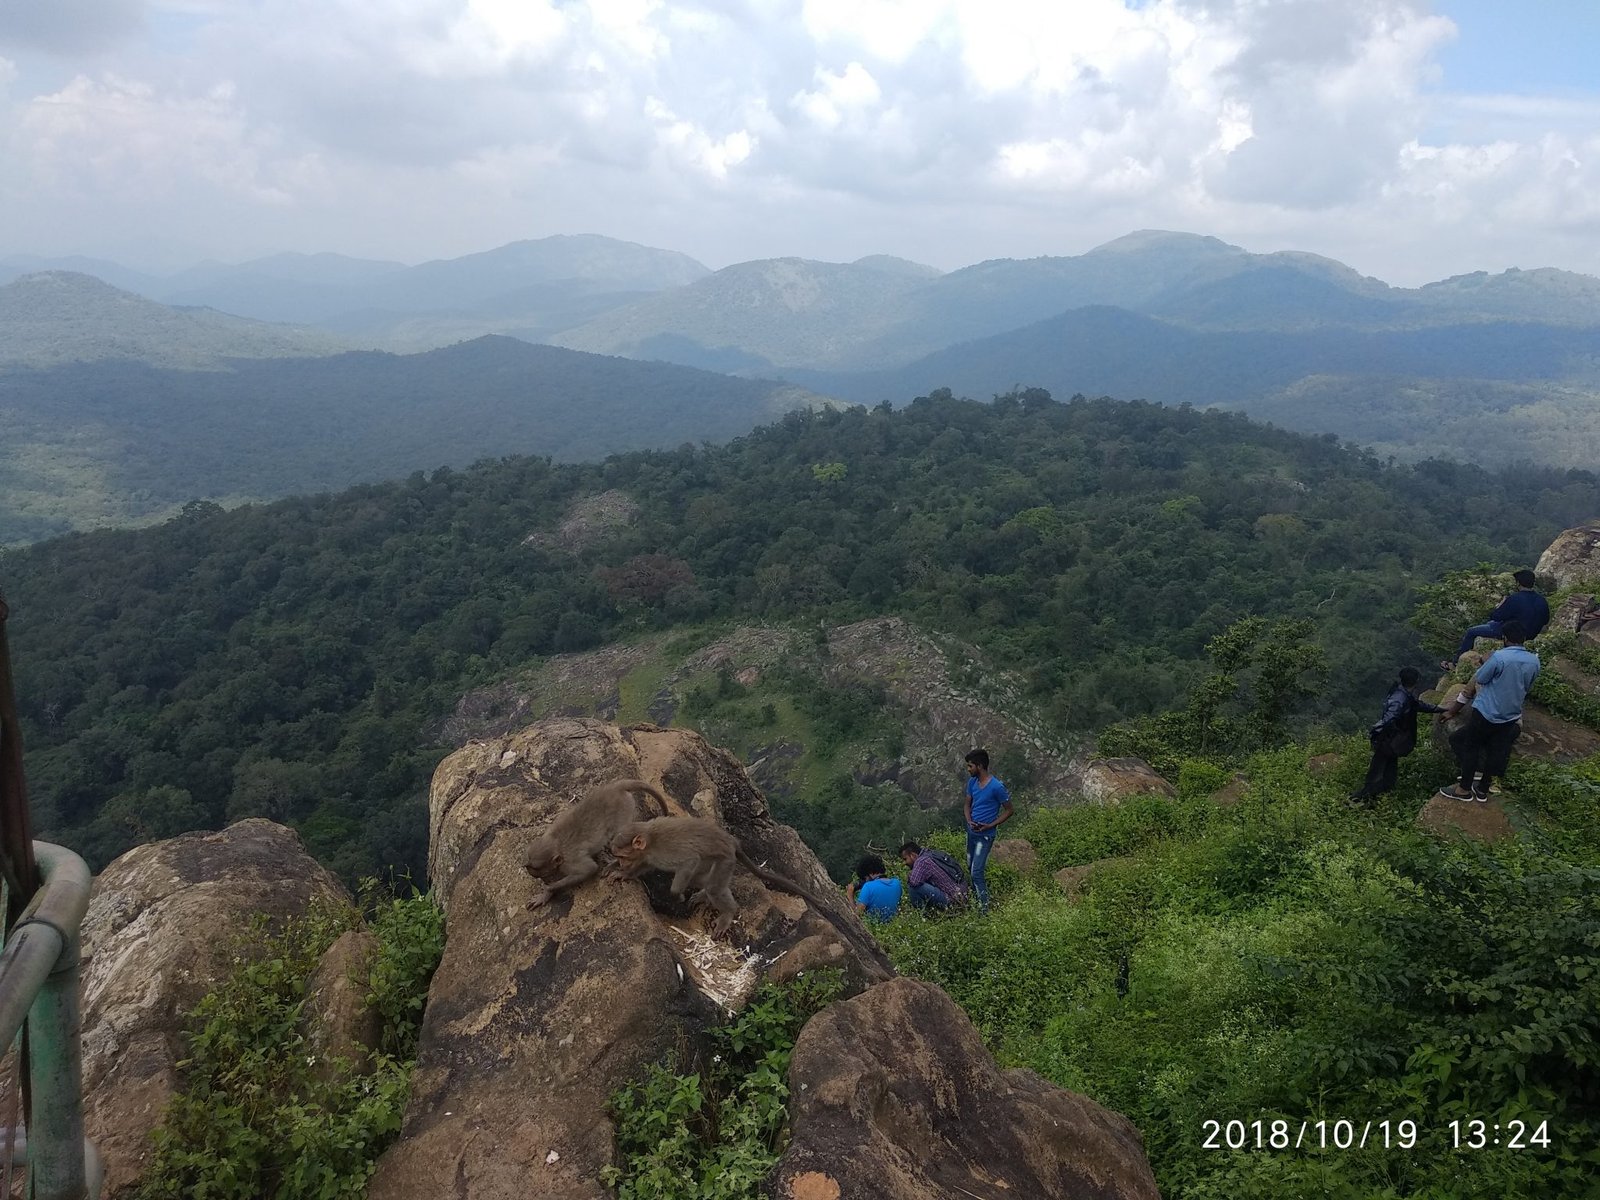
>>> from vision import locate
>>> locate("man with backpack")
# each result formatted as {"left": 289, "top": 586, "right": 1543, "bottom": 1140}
{"left": 899, "top": 841, "right": 967, "bottom": 911}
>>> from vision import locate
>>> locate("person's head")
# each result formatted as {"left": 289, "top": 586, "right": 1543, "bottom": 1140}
{"left": 1513, "top": 569, "right": 1537, "bottom": 589}
{"left": 898, "top": 841, "right": 922, "bottom": 867}
{"left": 1500, "top": 620, "right": 1527, "bottom": 645}
{"left": 856, "top": 854, "right": 887, "bottom": 882}
{"left": 1398, "top": 666, "right": 1421, "bottom": 689}
{"left": 965, "top": 748, "right": 989, "bottom": 776}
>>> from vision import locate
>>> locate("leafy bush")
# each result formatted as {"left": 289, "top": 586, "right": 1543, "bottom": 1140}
{"left": 136, "top": 888, "right": 445, "bottom": 1200}
{"left": 603, "top": 971, "right": 843, "bottom": 1200}
{"left": 877, "top": 745, "right": 1600, "bottom": 1199}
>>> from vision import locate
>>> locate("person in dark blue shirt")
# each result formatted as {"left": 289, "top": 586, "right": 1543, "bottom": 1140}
{"left": 963, "top": 748, "right": 1012, "bottom": 913}
{"left": 849, "top": 854, "right": 901, "bottom": 922}
{"left": 1442, "top": 569, "right": 1549, "bottom": 669}
{"left": 1349, "top": 666, "right": 1445, "bottom": 805}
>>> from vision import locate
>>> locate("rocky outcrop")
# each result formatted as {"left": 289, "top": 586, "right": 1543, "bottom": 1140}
{"left": 79, "top": 820, "right": 350, "bottom": 1198}
{"left": 774, "top": 978, "right": 1160, "bottom": 1200}
{"left": 369, "top": 718, "right": 891, "bottom": 1200}
{"left": 1080, "top": 758, "right": 1175, "bottom": 805}
{"left": 442, "top": 617, "right": 1088, "bottom": 812}
{"left": 988, "top": 837, "right": 1039, "bottom": 877}
{"left": 1415, "top": 794, "right": 1514, "bottom": 843}
{"left": 1536, "top": 521, "right": 1600, "bottom": 590}
{"left": 1055, "top": 857, "right": 1134, "bottom": 901}
{"left": 302, "top": 929, "right": 383, "bottom": 1081}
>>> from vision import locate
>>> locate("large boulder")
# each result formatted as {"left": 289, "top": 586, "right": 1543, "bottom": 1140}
{"left": 1080, "top": 758, "right": 1175, "bottom": 805}
{"left": 79, "top": 819, "right": 350, "bottom": 1198}
{"left": 773, "top": 978, "right": 1160, "bottom": 1200}
{"left": 368, "top": 718, "right": 891, "bottom": 1200}
{"left": 1536, "top": 521, "right": 1600, "bottom": 590}
{"left": 988, "top": 837, "right": 1039, "bottom": 877}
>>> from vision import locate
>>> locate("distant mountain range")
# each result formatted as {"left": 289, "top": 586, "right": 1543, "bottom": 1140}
{"left": 549, "top": 230, "right": 1600, "bottom": 370}
{"left": 1, "top": 234, "right": 710, "bottom": 350}
{"left": 0, "top": 336, "right": 819, "bottom": 544}
{"left": 6, "top": 228, "right": 1600, "bottom": 520}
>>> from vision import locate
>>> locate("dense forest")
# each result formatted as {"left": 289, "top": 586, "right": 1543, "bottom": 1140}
{"left": 3, "top": 390, "right": 1597, "bottom": 880}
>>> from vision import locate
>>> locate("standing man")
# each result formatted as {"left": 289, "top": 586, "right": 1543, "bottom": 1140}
{"left": 1439, "top": 620, "right": 1541, "bottom": 802}
{"left": 1442, "top": 570, "right": 1549, "bottom": 669}
{"left": 963, "top": 748, "right": 1012, "bottom": 913}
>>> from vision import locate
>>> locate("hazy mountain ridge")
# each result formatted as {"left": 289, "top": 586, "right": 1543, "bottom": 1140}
{"left": 792, "top": 306, "right": 1600, "bottom": 466}
{"left": 0, "top": 271, "right": 346, "bottom": 368}
{"left": 549, "top": 230, "right": 1600, "bottom": 372}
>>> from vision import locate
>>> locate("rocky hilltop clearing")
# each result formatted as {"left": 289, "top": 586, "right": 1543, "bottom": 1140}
{"left": 442, "top": 615, "right": 1084, "bottom": 878}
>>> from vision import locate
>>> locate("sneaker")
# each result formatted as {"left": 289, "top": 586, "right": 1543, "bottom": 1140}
{"left": 1439, "top": 658, "right": 1456, "bottom": 673}
{"left": 1471, "top": 788, "right": 1490, "bottom": 803}
{"left": 1437, "top": 785, "right": 1476, "bottom": 802}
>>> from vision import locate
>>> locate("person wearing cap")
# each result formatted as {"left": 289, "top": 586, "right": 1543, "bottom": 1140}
{"left": 1441, "top": 569, "right": 1549, "bottom": 670}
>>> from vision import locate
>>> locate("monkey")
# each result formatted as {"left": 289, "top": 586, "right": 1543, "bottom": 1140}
{"left": 608, "top": 816, "right": 893, "bottom": 979}
{"left": 524, "top": 778, "right": 671, "bottom": 908}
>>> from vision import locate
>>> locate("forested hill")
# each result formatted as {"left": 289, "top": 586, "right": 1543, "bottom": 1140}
{"left": 0, "top": 335, "right": 816, "bottom": 544}
{"left": 4, "top": 391, "right": 1597, "bottom": 880}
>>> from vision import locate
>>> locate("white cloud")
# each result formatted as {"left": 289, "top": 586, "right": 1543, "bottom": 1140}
{"left": 0, "top": 0, "right": 1596, "bottom": 282}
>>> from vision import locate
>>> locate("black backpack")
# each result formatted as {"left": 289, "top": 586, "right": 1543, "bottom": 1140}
{"left": 926, "top": 849, "right": 967, "bottom": 887}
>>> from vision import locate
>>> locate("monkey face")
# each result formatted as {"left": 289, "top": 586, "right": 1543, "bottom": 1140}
{"left": 525, "top": 840, "right": 562, "bottom": 875}
{"left": 609, "top": 833, "right": 647, "bottom": 862}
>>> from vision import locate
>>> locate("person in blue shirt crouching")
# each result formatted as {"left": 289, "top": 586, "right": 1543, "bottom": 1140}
{"left": 963, "top": 748, "right": 1013, "bottom": 913}
{"left": 849, "top": 855, "right": 901, "bottom": 922}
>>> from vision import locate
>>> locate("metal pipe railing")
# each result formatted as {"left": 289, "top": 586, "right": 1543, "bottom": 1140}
{"left": 0, "top": 842, "right": 95, "bottom": 1199}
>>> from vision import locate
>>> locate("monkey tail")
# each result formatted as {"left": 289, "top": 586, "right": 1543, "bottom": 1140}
{"left": 620, "top": 780, "right": 673, "bottom": 818}
{"left": 734, "top": 847, "right": 894, "bottom": 982}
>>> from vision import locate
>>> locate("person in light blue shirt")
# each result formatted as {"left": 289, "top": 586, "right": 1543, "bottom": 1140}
{"left": 1439, "top": 620, "right": 1541, "bottom": 802}
{"left": 849, "top": 855, "right": 901, "bottom": 922}
{"left": 963, "top": 748, "right": 1012, "bottom": 913}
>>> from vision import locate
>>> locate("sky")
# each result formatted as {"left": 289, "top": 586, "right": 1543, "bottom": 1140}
{"left": 1, "top": 0, "right": 1598, "bottom": 284}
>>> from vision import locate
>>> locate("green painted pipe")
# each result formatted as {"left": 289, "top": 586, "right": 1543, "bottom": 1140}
{"left": 0, "top": 843, "right": 96, "bottom": 1199}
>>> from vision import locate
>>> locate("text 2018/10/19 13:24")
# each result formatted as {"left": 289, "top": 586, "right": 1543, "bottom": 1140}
{"left": 1201, "top": 1117, "right": 1553, "bottom": 1152}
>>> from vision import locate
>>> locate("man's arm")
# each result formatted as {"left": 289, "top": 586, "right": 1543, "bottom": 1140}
{"left": 907, "top": 856, "right": 931, "bottom": 887}
{"left": 964, "top": 795, "right": 974, "bottom": 829}
{"left": 989, "top": 801, "right": 1014, "bottom": 830}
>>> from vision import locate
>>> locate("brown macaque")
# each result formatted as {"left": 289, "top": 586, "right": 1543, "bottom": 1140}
{"left": 609, "top": 816, "right": 893, "bottom": 979}
{"left": 524, "top": 779, "right": 671, "bottom": 908}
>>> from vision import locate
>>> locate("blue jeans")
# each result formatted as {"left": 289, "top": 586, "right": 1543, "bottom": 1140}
{"left": 967, "top": 828, "right": 997, "bottom": 912}
{"left": 1456, "top": 621, "right": 1503, "bottom": 658}
{"left": 907, "top": 881, "right": 950, "bottom": 910}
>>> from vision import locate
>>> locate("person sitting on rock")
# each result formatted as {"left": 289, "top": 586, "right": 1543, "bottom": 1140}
{"left": 848, "top": 854, "right": 901, "bottom": 923}
{"left": 1439, "top": 620, "right": 1541, "bottom": 802}
{"left": 1442, "top": 569, "right": 1549, "bottom": 670}
{"left": 898, "top": 841, "right": 967, "bottom": 911}
{"left": 1349, "top": 666, "right": 1445, "bottom": 805}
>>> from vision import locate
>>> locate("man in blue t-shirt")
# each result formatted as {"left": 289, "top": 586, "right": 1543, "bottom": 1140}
{"left": 849, "top": 854, "right": 901, "bottom": 922}
{"left": 1443, "top": 569, "right": 1550, "bottom": 668}
{"left": 1439, "top": 620, "right": 1541, "bottom": 802}
{"left": 963, "top": 748, "right": 1012, "bottom": 913}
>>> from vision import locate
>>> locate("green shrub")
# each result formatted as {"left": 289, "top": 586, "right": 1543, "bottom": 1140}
{"left": 136, "top": 888, "right": 445, "bottom": 1200}
{"left": 603, "top": 971, "right": 843, "bottom": 1200}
